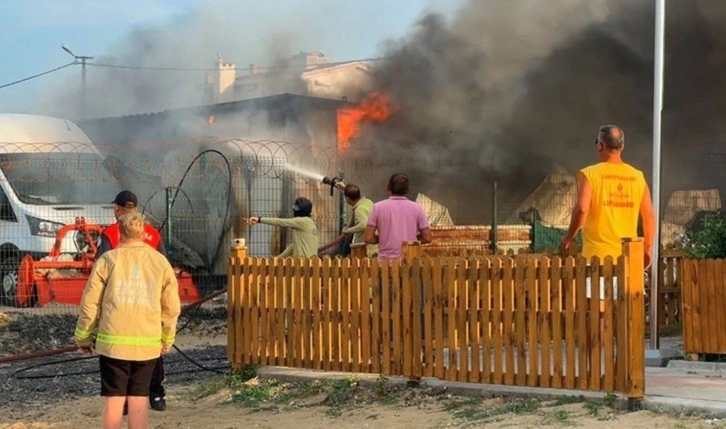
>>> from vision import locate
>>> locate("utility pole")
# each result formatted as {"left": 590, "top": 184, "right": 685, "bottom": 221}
{"left": 647, "top": 0, "right": 666, "bottom": 365}
{"left": 61, "top": 45, "right": 93, "bottom": 120}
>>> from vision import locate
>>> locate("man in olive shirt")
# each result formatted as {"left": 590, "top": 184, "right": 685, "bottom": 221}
{"left": 247, "top": 197, "right": 319, "bottom": 257}
{"left": 318, "top": 184, "right": 378, "bottom": 257}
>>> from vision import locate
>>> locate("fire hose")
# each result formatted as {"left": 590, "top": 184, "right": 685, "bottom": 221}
{"left": 0, "top": 288, "right": 228, "bottom": 365}
{"left": 1, "top": 148, "right": 234, "bottom": 368}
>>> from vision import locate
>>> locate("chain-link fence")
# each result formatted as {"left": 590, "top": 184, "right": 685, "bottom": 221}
{"left": 0, "top": 139, "right": 365, "bottom": 312}
{"left": 1, "top": 136, "right": 719, "bottom": 310}
{"left": 0, "top": 132, "right": 722, "bottom": 365}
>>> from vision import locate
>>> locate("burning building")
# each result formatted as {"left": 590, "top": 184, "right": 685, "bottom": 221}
{"left": 67, "top": 0, "right": 726, "bottom": 261}
{"left": 78, "top": 91, "right": 367, "bottom": 276}
{"left": 336, "top": 0, "right": 726, "bottom": 246}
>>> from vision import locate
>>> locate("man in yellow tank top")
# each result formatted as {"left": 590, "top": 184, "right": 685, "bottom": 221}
{"left": 561, "top": 124, "right": 656, "bottom": 277}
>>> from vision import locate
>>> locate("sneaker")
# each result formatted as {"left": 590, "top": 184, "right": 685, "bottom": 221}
{"left": 150, "top": 396, "right": 166, "bottom": 412}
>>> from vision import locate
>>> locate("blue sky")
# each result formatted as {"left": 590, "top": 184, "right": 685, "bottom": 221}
{"left": 0, "top": 0, "right": 463, "bottom": 114}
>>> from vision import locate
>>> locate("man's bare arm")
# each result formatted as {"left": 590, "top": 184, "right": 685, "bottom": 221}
{"left": 562, "top": 172, "right": 592, "bottom": 245}
{"left": 364, "top": 225, "right": 378, "bottom": 244}
{"left": 318, "top": 234, "right": 347, "bottom": 253}
{"left": 418, "top": 227, "right": 432, "bottom": 244}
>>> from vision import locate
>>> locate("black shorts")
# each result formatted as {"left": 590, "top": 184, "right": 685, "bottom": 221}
{"left": 99, "top": 355, "right": 158, "bottom": 397}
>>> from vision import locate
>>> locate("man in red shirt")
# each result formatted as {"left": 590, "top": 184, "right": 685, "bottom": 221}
{"left": 98, "top": 190, "right": 169, "bottom": 412}
{"left": 98, "top": 191, "right": 166, "bottom": 257}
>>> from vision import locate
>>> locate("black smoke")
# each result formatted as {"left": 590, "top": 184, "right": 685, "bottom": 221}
{"left": 351, "top": 0, "right": 726, "bottom": 224}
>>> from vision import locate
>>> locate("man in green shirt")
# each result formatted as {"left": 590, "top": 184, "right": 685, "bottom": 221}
{"left": 247, "top": 197, "right": 319, "bottom": 257}
{"left": 318, "top": 184, "right": 378, "bottom": 257}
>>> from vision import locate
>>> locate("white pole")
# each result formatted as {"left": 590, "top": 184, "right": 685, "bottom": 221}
{"left": 650, "top": 0, "right": 665, "bottom": 350}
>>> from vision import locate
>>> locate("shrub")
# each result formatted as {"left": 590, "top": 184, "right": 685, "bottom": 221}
{"left": 679, "top": 211, "right": 726, "bottom": 259}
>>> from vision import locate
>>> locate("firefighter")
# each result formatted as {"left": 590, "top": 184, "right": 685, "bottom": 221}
{"left": 76, "top": 211, "right": 180, "bottom": 428}
{"left": 97, "top": 190, "right": 169, "bottom": 412}
{"left": 247, "top": 196, "right": 319, "bottom": 257}
{"left": 318, "top": 183, "right": 378, "bottom": 257}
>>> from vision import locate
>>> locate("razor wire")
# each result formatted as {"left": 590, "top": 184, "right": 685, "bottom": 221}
{"left": 0, "top": 136, "right": 716, "bottom": 366}
{"left": 0, "top": 139, "right": 370, "bottom": 313}
{"left": 0, "top": 109, "right": 711, "bottom": 344}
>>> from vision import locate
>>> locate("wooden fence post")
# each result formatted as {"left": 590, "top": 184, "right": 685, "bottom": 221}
{"left": 402, "top": 241, "right": 423, "bottom": 263}
{"left": 401, "top": 241, "right": 424, "bottom": 384}
{"left": 228, "top": 240, "right": 247, "bottom": 369}
{"left": 621, "top": 238, "right": 645, "bottom": 405}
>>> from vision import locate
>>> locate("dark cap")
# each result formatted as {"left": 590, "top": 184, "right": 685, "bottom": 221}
{"left": 112, "top": 190, "right": 138, "bottom": 208}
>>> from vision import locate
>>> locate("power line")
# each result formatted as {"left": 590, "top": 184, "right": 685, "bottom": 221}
{"left": 0, "top": 55, "right": 391, "bottom": 91}
{"left": 0, "top": 61, "right": 77, "bottom": 90}
{"left": 86, "top": 56, "right": 392, "bottom": 72}
{"left": 0, "top": 43, "right": 480, "bottom": 89}
{"left": 0, "top": 39, "right": 493, "bottom": 90}
{"left": 88, "top": 62, "right": 229, "bottom": 72}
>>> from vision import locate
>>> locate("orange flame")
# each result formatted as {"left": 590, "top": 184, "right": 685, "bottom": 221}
{"left": 337, "top": 92, "right": 392, "bottom": 151}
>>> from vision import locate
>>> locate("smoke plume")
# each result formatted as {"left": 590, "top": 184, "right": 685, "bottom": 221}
{"left": 353, "top": 0, "right": 726, "bottom": 223}
{"left": 33, "top": 0, "right": 400, "bottom": 120}
{"left": 34, "top": 0, "right": 726, "bottom": 226}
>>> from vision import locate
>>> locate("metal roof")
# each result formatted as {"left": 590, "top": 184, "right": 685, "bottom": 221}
{"left": 80, "top": 92, "right": 355, "bottom": 124}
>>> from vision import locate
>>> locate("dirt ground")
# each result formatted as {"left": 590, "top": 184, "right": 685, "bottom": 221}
{"left": 2, "top": 384, "right": 724, "bottom": 429}
{"left": 1, "top": 310, "right": 723, "bottom": 429}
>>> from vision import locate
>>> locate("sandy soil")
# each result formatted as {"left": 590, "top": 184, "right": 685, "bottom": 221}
{"left": 0, "top": 311, "right": 720, "bottom": 429}
{"left": 1, "top": 387, "right": 721, "bottom": 429}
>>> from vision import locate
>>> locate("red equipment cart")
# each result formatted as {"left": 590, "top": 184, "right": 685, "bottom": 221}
{"left": 16, "top": 217, "right": 199, "bottom": 307}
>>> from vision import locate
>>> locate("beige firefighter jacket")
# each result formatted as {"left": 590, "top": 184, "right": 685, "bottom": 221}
{"left": 74, "top": 241, "right": 181, "bottom": 361}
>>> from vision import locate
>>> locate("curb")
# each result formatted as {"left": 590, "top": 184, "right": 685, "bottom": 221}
{"left": 667, "top": 360, "right": 726, "bottom": 373}
{"left": 643, "top": 395, "right": 726, "bottom": 418}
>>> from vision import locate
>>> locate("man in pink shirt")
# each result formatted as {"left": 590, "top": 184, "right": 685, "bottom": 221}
{"left": 364, "top": 173, "right": 432, "bottom": 258}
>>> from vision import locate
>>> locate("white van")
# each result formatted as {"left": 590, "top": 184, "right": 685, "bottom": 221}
{"left": 0, "top": 114, "right": 119, "bottom": 306}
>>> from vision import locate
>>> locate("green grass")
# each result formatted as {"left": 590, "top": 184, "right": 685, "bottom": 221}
{"left": 553, "top": 395, "right": 585, "bottom": 406}
{"left": 321, "top": 376, "right": 360, "bottom": 416}
{"left": 602, "top": 392, "right": 618, "bottom": 408}
{"left": 232, "top": 378, "right": 334, "bottom": 410}
{"left": 445, "top": 397, "right": 541, "bottom": 424}
{"left": 188, "top": 364, "right": 259, "bottom": 400}
{"left": 185, "top": 373, "right": 639, "bottom": 425}
{"left": 373, "top": 375, "right": 400, "bottom": 405}
{"left": 540, "top": 409, "right": 573, "bottom": 426}
{"left": 584, "top": 401, "right": 602, "bottom": 417}
{"left": 232, "top": 378, "right": 286, "bottom": 407}
{"left": 188, "top": 377, "right": 229, "bottom": 400}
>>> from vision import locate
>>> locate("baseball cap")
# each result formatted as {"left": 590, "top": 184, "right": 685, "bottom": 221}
{"left": 112, "top": 190, "right": 138, "bottom": 208}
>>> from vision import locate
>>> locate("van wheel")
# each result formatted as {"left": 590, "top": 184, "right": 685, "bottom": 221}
{"left": 0, "top": 255, "right": 21, "bottom": 307}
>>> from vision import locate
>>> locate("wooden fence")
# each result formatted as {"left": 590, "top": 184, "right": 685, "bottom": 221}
{"left": 654, "top": 249, "right": 683, "bottom": 330}
{"left": 405, "top": 241, "right": 682, "bottom": 333}
{"left": 681, "top": 258, "right": 726, "bottom": 356}
{"left": 228, "top": 240, "right": 646, "bottom": 399}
